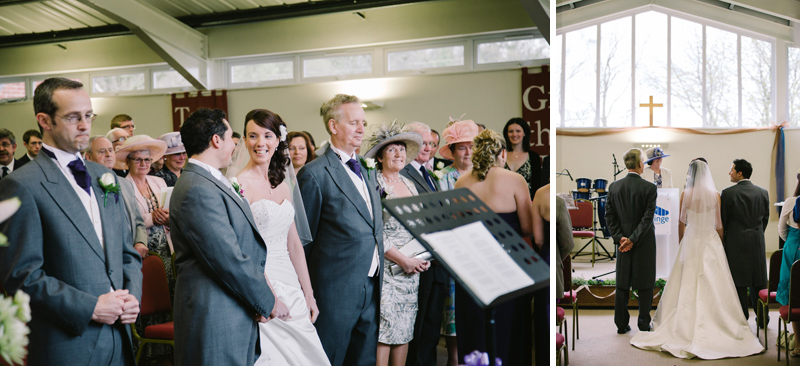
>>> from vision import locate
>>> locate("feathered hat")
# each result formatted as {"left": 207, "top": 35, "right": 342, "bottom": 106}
{"left": 363, "top": 120, "right": 422, "bottom": 165}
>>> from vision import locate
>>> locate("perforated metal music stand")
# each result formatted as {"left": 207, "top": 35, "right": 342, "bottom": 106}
{"left": 383, "top": 188, "right": 548, "bottom": 366}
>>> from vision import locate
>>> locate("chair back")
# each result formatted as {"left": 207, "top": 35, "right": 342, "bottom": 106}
{"left": 140, "top": 254, "right": 172, "bottom": 316}
{"left": 568, "top": 201, "right": 593, "bottom": 229}
{"left": 768, "top": 249, "right": 783, "bottom": 292}
{"left": 562, "top": 255, "right": 573, "bottom": 289}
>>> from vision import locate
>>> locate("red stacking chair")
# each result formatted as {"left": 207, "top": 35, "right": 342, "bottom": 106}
{"left": 130, "top": 253, "right": 174, "bottom": 364}
{"left": 556, "top": 306, "right": 568, "bottom": 364}
{"left": 556, "top": 332, "right": 566, "bottom": 366}
{"left": 778, "top": 259, "right": 800, "bottom": 365}
{"left": 569, "top": 200, "right": 602, "bottom": 265}
{"left": 558, "top": 256, "right": 578, "bottom": 349}
{"left": 757, "top": 249, "right": 781, "bottom": 349}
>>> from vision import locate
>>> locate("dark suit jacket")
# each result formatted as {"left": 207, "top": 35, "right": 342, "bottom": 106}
{"left": 400, "top": 163, "right": 440, "bottom": 195}
{"left": 605, "top": 172, "right": 657, "bottom": 290}
{"left": 15, "top": 155, "right": 31, "bottom": 168}
{"left": 169, "top": 162, "right": 275, "bottom": 366}
{"left": 0, "top": 153, "right": 142, "bottom": 365}
{"left": 721, "top": 180, "right": 769, "bottom": 288}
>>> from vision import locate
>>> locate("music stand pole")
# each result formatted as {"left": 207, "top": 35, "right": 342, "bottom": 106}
{"left": 486, "top": 308, "right": 497, "bottom": 366}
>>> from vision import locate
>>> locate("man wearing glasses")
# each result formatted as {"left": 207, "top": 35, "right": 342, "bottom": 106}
{"left": 0, "top": 128, "right": 21, "bottom": 179}
{"left": 111, "top": 114, "right": 136, "bottom": 137}
{"left": 0, "top": 77, "right": 143, "bottom": 365}
{"left": 16, "top": 129, "right": 43, "bottom": 167}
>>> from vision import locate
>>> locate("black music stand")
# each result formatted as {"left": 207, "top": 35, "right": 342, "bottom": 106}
{"left": 382, "top": 188, "right": 548, "bottom": 366}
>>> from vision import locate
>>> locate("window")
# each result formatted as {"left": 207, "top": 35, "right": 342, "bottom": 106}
{"left": 789, "top": 46, "right": 800, "bottom": 125}
{"left": 476, "top": 37, "right": 549, "bottom": 64}
{"left": 0, "top": 81, "right": 25, "bottom": 99}
{"left": 92, "top": 72, "right": 145, "bottom": 93}
{"left": 556, "top": 10, "right": 775, "bottom": 128}
{"left": 387, "top": 45, "right": 464, "bottom": 71}
{"left": 303, "top": 54, "right": 372, "bottom": 78}
{"left": 230, "top": 60, "right": 294, "bottom": 84}
{"left": 152, "top": 70, "right": 192, "bottom": 89}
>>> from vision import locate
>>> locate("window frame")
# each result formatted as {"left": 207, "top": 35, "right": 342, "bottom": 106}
{"left": 225, "top": 55, "right": 298, "bottom": 88}
{"left": 472, "top": 31, "right": 550, "bottom": 71}
{"left": 300, "top": 49, "right": 377, "bottom": 82}
{"left": 383, "top": 40, "right": 469, "bottom": 76}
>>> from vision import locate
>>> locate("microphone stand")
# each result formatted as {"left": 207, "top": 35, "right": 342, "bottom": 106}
{"left": 612, "top": 154, "right": 625, "bottom": 182}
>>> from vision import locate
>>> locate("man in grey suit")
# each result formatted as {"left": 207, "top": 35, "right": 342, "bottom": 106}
{"left": 169, "top": 108, "right": 276, "bottom": 366}
{"left": 721, "top": 158, "right": 770, "bottom": 327}
{"left": 0, "top": 77, "right": 142, "bottom": 365}
{"left": 85, "top": 135, "right": 149, "bottom": 258}
{"left": 297, "top": 94, "right": 384, "bottom": 366}
{"left": 605, "top": 148, "right": 657, "bottom": 334}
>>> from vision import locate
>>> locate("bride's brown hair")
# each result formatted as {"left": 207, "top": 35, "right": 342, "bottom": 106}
{"left": 244, "top": 109, "right": 289, "bottom": 188}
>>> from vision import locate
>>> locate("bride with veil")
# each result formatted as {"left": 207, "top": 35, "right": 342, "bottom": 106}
{"left": 225, "top": 109, "right": 330, "bottom": 366}
{"left": 630, "top": 158, "right": 763, "bottom": 359}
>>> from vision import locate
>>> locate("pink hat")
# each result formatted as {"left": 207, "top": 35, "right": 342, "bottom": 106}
{"left": 438, "top": 120, "right": 480, "bottom": 160}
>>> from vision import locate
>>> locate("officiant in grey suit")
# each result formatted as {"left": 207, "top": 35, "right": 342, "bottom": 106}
{"left": 297, "top": 94, "right": 384, "bottom": 366}
{"left": 169, "top": 108, "right": 276, "bottom": 366}
{"left": 0, "top": 77, "right": 143, "bottom": 365}
{"left": 605, "top": 148, "right": 657, "bottom": 334}
{"left": 721, "top": 158, "right": 770, "bottom": 326}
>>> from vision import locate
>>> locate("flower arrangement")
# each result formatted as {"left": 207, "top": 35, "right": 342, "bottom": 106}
{"left": 97, "top": 173, "right": 121, "bottom": 207}
{"left": 0, "top": 197, "right": 29, "bottom": 365}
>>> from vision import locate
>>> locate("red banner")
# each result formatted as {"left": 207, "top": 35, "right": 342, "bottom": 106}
{"left": 171, "top": 90, "right": 229, "bottom": 131}
{"left": 522, "top": 66, "right": 549, "bottom": 157}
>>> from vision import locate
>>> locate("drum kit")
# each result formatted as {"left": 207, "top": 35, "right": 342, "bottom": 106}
{"left": 571, "top": 177, "right": 614, "bottom": 262}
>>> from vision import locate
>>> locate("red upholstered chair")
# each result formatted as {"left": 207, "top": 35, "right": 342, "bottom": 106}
{"left": 558, "top": 255, "right": 578, "bottom": 349}
{"left": 757, "top": 249, "right": 781, "bottom": 349}
{"left": 556, "top": 306, "right": 568, "bottom": 364}
{"left": 556, "top": 332, "right": 566, "bottom": 366}
{"left": 130, "top": 252, "right": 174, "bottom": 364}
{"left": 569, "top": 200, "right": 601, "bottom": 265}
{"left": 778, "top": 259, "right": 800, "bottom": 365}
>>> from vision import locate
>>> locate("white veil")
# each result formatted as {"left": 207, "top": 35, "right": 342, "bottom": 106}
{"left": 225, "top": 139, "right": 313, "bottom": 246}
{"left": 680, "top": 159, "right": 722, "bottom": 230}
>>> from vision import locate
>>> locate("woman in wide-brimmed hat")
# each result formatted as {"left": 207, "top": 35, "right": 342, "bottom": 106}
{"left": 643, "top": 146, "right": 673, "bottom": 188}
{"left": 363, "top": 120, "right": 431, "bottom": 366}
{"left": 154, "top": 131, "right": 187, "bottom": 187}
{"left": 116, "top": 134, "right": 174, "bottom": 364}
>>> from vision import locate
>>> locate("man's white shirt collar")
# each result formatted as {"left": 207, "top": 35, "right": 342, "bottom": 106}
{"left": 188, "top": 158, "right": 225, "bottom": 181}
{"left": 42, "top": 142, "right": 84, "bottom": 170}
{"left": 329, "top": 143, "right": 356, "bottom": 164}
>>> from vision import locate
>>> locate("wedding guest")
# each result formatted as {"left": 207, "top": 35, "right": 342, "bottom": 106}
{"left": 232, "top": 131, "right": 241, "bottom": 146}
{"left": 556, "top": 195, "right": 575, "bottom": 301}
{"left": 502, "top": 117, "right": 542, "bottom": 199}
{"left": 155, "top": 132, "right": 187, "bottom": 187}
{"left": 287, "top": 131, "right": 316, "bottom": 171}
{"left": 531, "top": 183, "right": 550, "bottom": 366}
{"left": 111, "top": 114, "right": 135, "bottom": 136}
{"left": 116, "top": 135, "right": 173, "bottom": 365}
{"left": 16, "top": 129, "right": 42, "bottom": 167}
{"left": 434, "top": 118, "right": 480, "bottom": 366}
{"left": 84, "top": 136, "right": 149, "bottom": 259}
{"left": 778, "top": 171, "right": 800, "bottom": 356}
{"left": 642, "top": 147, "right": 673, "bottom": 188}
{"left": 363, "top": 121, "right": 430, "bottom": 366}
{"left": 454, "top": 129, "right": 533, "bottom": 365}
{"left": 106, "top": 128, "right": 130, "bottom": 177}
{"left": 0, "top": 128, "right": 21, "bottom": 179}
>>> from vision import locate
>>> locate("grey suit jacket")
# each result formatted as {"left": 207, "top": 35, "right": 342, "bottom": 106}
{"left": 605, "top": 172, "right": 657, "bottom": 290}
{"left": 721, "top": 180, "right": 770, "bottom": 287}
{"left": 0, "top": 153, "right": 142, "bottom": 365}
{"left": 169, "top": 162, "right": 275, "bottom": 366}
{"left": 400, "top": 163, "right": 439, "bottom": 195}
{"left": 119, "top": 178, "right": 147, "bottom": 246}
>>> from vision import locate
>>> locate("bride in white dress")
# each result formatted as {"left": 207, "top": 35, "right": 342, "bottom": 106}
{"left": 630, "top": 158, "right": 763, "bottom": 359}
{"left": 231, "top": 109, "right": 330, "bottom": 366}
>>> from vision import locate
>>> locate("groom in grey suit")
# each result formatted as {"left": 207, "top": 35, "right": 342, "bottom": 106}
{"left": 298, "top": 94, "right": 384, "bottom": 366}
{"left": 0, "top": 77, "right": 142, "bottom": 365}
{"left": 721, "top": 158, "right": 770, "bottom": 326}
{"left": 605, "top": 148, "right": 657, "bottom": 334}
{"left": 170, "top": 108, "right": 276, "bottom": 366}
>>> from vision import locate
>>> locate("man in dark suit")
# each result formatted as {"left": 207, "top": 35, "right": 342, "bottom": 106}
{"left": 605, "top": 148, "right": 657, "bottom": 334}
{"left": 0, "top": 128, "right": 23, "bottom": 179}
{"left": 16, "top": 129, "right": 42, "bottom": 167}
{"left": 169, "top": 108, "right": 276, "bottom": 366}
{"left": 721, "top": 158, "right": 770, "bottom": 327}
{"left": 297, "top": 94, "right": 384, "bottom": 366}
{"left": 0, "top": 77, "right": 142, "bottom": 365}
{"left": 400, "top": 121, "right": 449, "bottom": 366}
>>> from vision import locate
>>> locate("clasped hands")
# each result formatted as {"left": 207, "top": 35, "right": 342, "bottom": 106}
{"left": 92, "top": 289, "right": 139, "bottom": 325}
{"left": 401, "top": 258, "right": 431, "bottom": 274}
{"left": 619, "top": 237, "right": 633, "bottom": 252}
{"left": 152, "top": 208, "right": 169, "bottom": 227}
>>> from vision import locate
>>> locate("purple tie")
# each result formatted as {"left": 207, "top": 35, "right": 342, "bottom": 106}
{"left": 346, "top": 159, "right": 363, "bottom": 180}
{"left": 67, "top": 159, "right": 92, "bottom": 196}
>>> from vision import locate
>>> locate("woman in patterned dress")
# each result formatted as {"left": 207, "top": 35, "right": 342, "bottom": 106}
{"left": 363, "top": 121, "right": 431, "bottom": 366}
{"left": 502, "top": 117, "right": 542, "bottom": 199}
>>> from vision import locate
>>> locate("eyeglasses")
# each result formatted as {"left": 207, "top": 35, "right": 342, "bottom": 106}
{"left": 0, "top": 142, "right": 13, "bottom": 149}
{"left": 128, "top": 157, "right": 153, "bottom": 165}
{"left": 55, "top": 113, "right": 97, "bottom": 125}
{"left": 121, "top": 124, "right": 136, "bottom": 131}
{"left": 113, "top": 136, "right": 127, "bottom": 144}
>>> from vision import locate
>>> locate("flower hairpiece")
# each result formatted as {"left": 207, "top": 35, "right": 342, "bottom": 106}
{"left": 279, "top": 125, "right": 288, "bottom": 142}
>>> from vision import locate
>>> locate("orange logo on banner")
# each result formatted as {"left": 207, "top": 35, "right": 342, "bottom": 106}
{"left": 522, "top": 66, "right": 549, "bottom": 157}
{"left": 171, "top": 90, "right": 229, "bottom": 131}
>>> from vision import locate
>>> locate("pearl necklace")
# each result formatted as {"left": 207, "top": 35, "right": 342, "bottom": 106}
{"left": 383, "top": 174, "right": 403, "bottom": 183}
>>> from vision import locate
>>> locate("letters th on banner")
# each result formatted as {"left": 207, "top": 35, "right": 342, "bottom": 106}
{"left": 522, "top": 66, "right": 549, "bottom": 157}
{"left": 171, "top": 90, "right": 229, "bottom": 131}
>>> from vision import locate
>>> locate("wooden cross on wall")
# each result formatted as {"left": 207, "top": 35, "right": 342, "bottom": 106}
{"left": 639, "top": 96, "right": 663, "bottom": 127}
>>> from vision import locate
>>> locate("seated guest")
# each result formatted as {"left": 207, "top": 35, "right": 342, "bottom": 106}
{"left": 454, "top": 129, "right": 533, "bottom": 365}
{"left": 155, "top": 132, "right": 186, "bottom": 187}
{"left": 503, "top": 117, "right": 542, "bottom": 200}
{"left": 116, "top": 135, "right": 174, "bottom": 365}
{"left": 110, "top": 114, "right": 135, "bottom": 136}
{"left": 84, "top": 136, "right": 149, "bottom": 258}
{"left": 0, "top": 128, "right": 21, "bottom": 179}
{"left": 363, "top": 121, "right": 430, "bottom": 366}
{"left": 17, "top": 129, "right": 42, "bottom": 167}
{"left": 106, "top": 128, "right": 130, "bottom": 177}
{"left": 287, "top": 131, "right": 316, "bottom": 171}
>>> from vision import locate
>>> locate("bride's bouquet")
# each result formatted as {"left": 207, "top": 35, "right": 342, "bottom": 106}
{"left": 0, "top": 197, "right": 30, "bottom": 366}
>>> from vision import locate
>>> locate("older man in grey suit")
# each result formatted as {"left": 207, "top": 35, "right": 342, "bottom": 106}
{"left": 298, "top": 94, "right": 384, "bottom": 366}
{"left": 0, "top": 77, "right": 142, "bottom": 365}
{"left": 605, "top": 148, "right": 657, "bottom": 334}
{"left": 169, "top": 108, "right": 276, "bottom": 366}
{"left": 721, "top": 158, "right": 770, "bottom": 327}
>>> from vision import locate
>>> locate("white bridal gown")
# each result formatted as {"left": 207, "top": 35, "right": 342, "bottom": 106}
{"left": 630, "top": 205, "right": 764, "bottom": 359}
{"left": 251, "top": 199, "right": 331, "bottom": 366}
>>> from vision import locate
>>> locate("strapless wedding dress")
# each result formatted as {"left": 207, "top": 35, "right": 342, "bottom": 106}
{"left": 251, "top": 199, "right": 330, "bottom": 366}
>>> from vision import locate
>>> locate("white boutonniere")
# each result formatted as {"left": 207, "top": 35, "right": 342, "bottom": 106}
{"left": 279, "top": 125, "right": 288, "bottom": 142}
{"left": 436, "top": 161, "right": 445, "bottom": 170}
{"left": 432, "top": 169, "right": 444, "bottom": 180}
{"left": 359, "top": 157, "right": 376, "bottom": 179}
{"left": 97, "top": 173, "right": 121, "bottom": 207}
{"left": 229, "top": 177, "right": 245, "bottom": 198}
